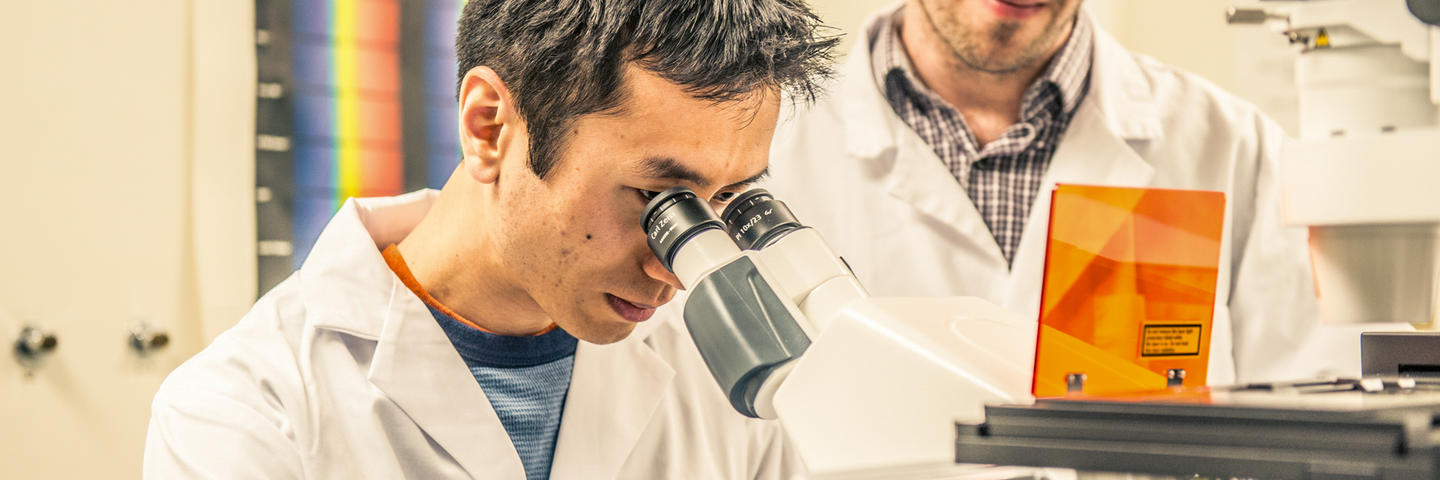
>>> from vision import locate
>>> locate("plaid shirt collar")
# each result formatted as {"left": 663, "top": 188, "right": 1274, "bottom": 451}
{"left": 871, "top": 8, "right": 1094, "bottom": 123}
{"left": 865, "top": 8, "right": 1095, "bottom": 266}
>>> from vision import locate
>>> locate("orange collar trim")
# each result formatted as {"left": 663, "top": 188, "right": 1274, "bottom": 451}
{"left": 380, "top": 244, "right": 557, "bottom": 336}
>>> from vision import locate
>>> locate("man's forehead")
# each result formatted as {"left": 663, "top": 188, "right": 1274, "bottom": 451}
{"left": 608, "top": 65, "right": 779, "bottom": 119}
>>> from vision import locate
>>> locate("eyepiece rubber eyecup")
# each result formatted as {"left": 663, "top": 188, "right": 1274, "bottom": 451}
{"left": 720, "top": 188, "right": 802, "bottom": 250}
{"left": 642, "top": 186, "right": 725, "bottom": 271}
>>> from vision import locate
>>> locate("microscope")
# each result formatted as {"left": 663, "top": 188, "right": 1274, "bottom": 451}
{"left": 642, "top": 187, "right": 1034, "bottom": 474}
{"left": 642, "top": 1, "right": 1440, "bottom": 477}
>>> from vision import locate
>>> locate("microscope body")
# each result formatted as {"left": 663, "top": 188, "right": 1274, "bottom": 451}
{"left": 643, "top": 188, "right": 1034, "bottom": 474}
{"left": 771, "top": 295, "right": 1033, "bottom": 473}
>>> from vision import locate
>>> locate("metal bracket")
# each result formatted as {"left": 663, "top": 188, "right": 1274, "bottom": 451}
{"left": 1066, "top": 373, "right": 1086, "bottom": 394}
{"left": 1167, "top": 368, "right": 1187, "bottom": 388}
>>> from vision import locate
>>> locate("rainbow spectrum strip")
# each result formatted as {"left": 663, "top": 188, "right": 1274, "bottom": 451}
{"left": 286, "top": 0, "right": 463, "bottom": 266}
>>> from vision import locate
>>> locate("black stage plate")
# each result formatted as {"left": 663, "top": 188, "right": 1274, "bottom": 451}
{"left": 956, "top": 379, "right": 1440, "bottom": 479}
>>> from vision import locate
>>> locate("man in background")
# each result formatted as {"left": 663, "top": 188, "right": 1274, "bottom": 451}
{"left": 765, "top": 0, "right": 1344, "bottom": 384}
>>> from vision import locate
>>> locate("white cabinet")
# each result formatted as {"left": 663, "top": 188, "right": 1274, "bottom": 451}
{"left": 0, "top": 1, "right": 255, "bottom": 477}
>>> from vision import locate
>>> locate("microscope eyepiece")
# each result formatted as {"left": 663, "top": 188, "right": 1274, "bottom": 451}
{"left": 720, "top": 189, "right": 803, "bottom": 250}
{"left": 642, "top": 186, "right": 725, "bottom": 272}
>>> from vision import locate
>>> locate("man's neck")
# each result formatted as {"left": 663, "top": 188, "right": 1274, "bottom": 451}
{"left": 898, "top": 6, "right": 1070, "bottom": 146}
{"left": 396, "top": 186, "right": 553, "bottom": 336}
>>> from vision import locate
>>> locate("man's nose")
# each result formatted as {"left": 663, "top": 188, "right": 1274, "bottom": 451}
{"left": 642, "top": 252, "right": 685, "bottom": 291}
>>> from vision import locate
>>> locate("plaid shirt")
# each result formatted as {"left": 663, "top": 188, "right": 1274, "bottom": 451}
{"left": 872, "top": 11, "right": 1094, "bottom": 267}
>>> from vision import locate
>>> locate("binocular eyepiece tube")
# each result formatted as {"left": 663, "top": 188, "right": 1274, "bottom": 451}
{"left": 720, "top": 189, "right": 803, "bottom": 251}
{"left": 642, "top": 186, "right": 814, "bottom": 418}
{"left": 641, "top": 186, "right": 866, "bottom": 419}
{"left": 642, "top": 187, "right": 740, "bottom": 289}
{"left": 642, "top": 186, "right": 808, "bottom": 287}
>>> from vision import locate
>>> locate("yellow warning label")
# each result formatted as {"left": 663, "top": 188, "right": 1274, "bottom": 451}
{"left": 1140, "top": 324, "right": 1202, "bottom": 357}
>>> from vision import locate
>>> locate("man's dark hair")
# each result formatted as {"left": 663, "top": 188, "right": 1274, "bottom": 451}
{"left": 456, "top": 0, "right": 837, "bottom": 179}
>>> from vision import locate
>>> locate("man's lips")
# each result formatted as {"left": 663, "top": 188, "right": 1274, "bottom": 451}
{"left": 607, "top": 294, "right": 658, "bottom": 323}
{"left": 988, "top": 0, "right": 1047, "bottom": 18}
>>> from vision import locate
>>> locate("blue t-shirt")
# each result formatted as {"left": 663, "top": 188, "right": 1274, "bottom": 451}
{"left": 428, "top": 304, "right": 577, "bottom": 480}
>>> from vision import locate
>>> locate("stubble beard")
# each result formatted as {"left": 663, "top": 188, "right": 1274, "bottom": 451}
{"left": 922, "top": 1, "right": 1071, "bottom": 76}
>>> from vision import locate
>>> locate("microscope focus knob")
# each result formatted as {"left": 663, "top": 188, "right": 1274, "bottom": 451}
{"left": 14, "top": 326, "right": 58, "bottom": 360}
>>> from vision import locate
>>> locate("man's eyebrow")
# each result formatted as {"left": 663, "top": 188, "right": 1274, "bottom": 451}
{"left": 640, "top": 156, "right": 710, "bottom": 187}
{"left": 723, "top": 167, "right": 769, "bottom": 191}
{"left": 639, "top": 156, "right": 769, "bottom": 191}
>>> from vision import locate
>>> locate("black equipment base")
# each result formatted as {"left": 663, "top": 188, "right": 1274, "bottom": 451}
{"left": 956, "top": 379, "right": 1440, "bottom": 479}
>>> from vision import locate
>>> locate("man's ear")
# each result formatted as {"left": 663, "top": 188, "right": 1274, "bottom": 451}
{"left": 457, "top": 66, "right": 520, "bottom": 184}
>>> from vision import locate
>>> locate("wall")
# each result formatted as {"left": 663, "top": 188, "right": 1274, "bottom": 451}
{"left": 0, "top": 1, "right": 255, "bottom": 478}
{"left": 1088, "top": 0, "right": 1299, "bottom": 134}
{"left": 192, "top": 1, "right": 259, "bottom": 342}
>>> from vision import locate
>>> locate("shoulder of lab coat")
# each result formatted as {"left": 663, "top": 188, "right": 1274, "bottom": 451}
{"left": 143, "top": 191, "right": 436, "bottom": 479}
{"left": 768, "top": 6, "right": 1338, "bottom": 384}
{"left": 144, "top": 276, "right": 309, "bottom": 480}
{"left": 145, "top": 190, "right": 802, "bottom": 479}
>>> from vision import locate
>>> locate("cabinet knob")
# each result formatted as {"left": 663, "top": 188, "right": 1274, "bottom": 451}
{"left": 14, "top": 326, "right": 58, "bottom": 370}
{"left": 129, "top": 324, "right": 170, "bottom": 355}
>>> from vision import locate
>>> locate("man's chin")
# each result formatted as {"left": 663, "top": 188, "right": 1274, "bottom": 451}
{"left": 960, "top": 31, "right": 1062, "bottom": 73}
{"left": 562, "top": 319, "right": 637, "bottom": 345}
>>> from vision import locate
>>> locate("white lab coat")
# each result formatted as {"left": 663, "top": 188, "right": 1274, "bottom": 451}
{"left": 144, "top": 191, "right": 799, "bottom": 479}
{"left": 765, "top": 7, "right": 1373, "bottom": 384}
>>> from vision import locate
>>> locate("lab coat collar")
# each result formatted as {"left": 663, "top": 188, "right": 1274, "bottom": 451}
{"left": 300, "top": 190, "right": 438, "bottom": 339}
{"left": 297, "top": 190, "right": 527, "bottom": 477}
{"left": 1031, "top": 18, "right": 1162, "bottom": 201}
{"left": 368, "top": 276, "right": 529, "bottom": 478}
{"left": 1085, "top": 14, "right": 1164, "bottom": 142}
{"left": 829, "top": 5, "right": 1005, "bottom": 264}
{"left": 299, "top": 190, "right": 677, "bottom": 477}
{"left": 837, "top": 3, "right": 910, "bottom": 161}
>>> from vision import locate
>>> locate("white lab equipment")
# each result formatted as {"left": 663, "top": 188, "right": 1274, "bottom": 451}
{"left": 642, "top": 187, "right": 1035, "bottom": 475}
{"left": 946, "top": 3, "right": 1440, "bottom": 478}
{"left": 1228, "top": 0, "right": 1440, "bottom": 327}
{"left": 647, "top": 181, "right": 1440, "bottom": 479}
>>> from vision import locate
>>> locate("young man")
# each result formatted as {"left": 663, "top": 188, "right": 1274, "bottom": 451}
{"left": 764, "top": 0, "right": 1352, "bottom": 385}
{"left": 144, "top": 1, "right": 834, "bottom": 478}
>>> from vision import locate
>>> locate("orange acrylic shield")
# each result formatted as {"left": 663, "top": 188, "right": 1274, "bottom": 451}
{"left": 1032, "top": 184, "right": 1225, "bottom": 397}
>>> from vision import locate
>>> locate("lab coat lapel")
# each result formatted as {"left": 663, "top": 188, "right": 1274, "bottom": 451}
{"left": 549, "top": 337, "right": 675, "bottom": 479}
{"left": 836, "top": 10, "right": 1008, "bottom": 266}
{"left": 1005, "top": 19, "right": 1160, "bottom": 313}
{"left": 884, "top": 134, "right": 1008, "bottom": 264}
{"left": 367, "top": 279, "right": 527, "bottom": 479}
{"left": 305, "top": 193, "right": 527, "bottom": 477}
